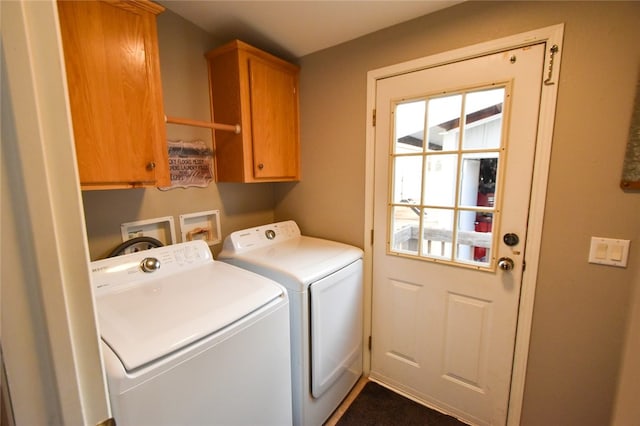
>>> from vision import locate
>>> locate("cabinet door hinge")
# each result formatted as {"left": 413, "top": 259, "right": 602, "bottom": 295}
{"left": 370, "top": 229, "right": 374, "bottom": 245}
{"left": 368, "top": 335, "right": 372, "bottom": 351}
{"left": 372, "top": 109, "right": 376, "bottom": 126}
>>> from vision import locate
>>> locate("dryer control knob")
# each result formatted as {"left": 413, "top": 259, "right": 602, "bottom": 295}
{"left": 140, "top": 257, "right": 161, "bottom": 273}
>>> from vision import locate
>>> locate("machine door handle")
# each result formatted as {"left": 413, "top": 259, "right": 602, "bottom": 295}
{"left": 498, "top": 257, "right": 515, "bottom": 271}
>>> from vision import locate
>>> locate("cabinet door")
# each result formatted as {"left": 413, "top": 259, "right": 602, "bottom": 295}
{"left": 248, "top": 56, "right": 300, "bottom": 180}
{"left": 58, "top": 1, "right": 168, "bottom": 188}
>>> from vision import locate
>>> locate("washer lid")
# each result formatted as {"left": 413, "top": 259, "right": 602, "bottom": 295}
{"left": 96, "top": 261, "right": 283, "bottom": 371}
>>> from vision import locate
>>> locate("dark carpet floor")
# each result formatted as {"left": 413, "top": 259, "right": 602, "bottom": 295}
{"left": 336, "top": 381, "right": 466, "bottom": 426}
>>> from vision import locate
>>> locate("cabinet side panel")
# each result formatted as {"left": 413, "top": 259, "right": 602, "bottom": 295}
{"left": 142, "top": 6, "right": 170, "bottom": 186}
{"left": 207, "top": 50, "right": 246, "bottom": 182}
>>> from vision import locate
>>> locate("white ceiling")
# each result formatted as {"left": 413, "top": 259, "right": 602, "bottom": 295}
{"left": 159, "top": 1, "right": 463, "bottom": 59}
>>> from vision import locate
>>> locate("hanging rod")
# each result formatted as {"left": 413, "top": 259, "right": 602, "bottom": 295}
{"left": 165, "top": 115, "right": 241, "bottom": 134}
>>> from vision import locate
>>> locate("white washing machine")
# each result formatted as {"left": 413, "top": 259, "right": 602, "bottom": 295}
{"left": 90, "top": 240, "right": 292, "bottom": 426}
{"left": 218, "top": 220, "right": 364, "bottom": 426}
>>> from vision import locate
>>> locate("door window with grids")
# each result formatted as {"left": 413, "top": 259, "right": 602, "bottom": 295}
{"left": 388, "top": 85, "right": 508, "bottom": 269}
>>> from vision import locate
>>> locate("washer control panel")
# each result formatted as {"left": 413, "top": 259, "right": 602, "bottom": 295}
{"left": 91, "top": 240, "right": 212, "bottom": 293}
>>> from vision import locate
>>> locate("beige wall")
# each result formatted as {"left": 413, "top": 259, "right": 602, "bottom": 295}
{"left": 275, "top": 1, "right": 640, "bottom": 425}
{"left": 82, "top": 10, "right": 277, "bottom": 260}
{"left": 612, "top": 261, "right": 640, "bottom": 424}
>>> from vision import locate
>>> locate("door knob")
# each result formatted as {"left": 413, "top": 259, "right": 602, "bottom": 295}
{"left": 497, "top": 257, "right": 515, "bottom": 271}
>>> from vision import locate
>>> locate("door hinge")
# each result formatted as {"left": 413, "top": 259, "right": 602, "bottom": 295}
{"left": 368, "top": 335, "right": 372, "bottom": 351}
{"left": 96, "top": 418, "right": 116, "bottom": 426}
{"left": 372, "top": 109, "right": 376, "bottom": 126}
{"left": 370, "top": 229, "right": 374, "bottom": 245}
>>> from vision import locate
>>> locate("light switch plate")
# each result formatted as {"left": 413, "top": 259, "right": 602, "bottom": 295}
{"left": 588, "top": 237, "right": 630, "bottom": 268}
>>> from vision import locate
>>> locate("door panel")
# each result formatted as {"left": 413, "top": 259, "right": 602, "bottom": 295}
{"left": 443, "top": 292, "right": 491, "bottom": 390}
{"left": 371, "top": 45, "right": 545, "bottom": 425}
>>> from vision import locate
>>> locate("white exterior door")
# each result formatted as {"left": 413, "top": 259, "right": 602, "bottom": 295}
{"left": 370, "top": 44, "right": 545, "bottom": 425}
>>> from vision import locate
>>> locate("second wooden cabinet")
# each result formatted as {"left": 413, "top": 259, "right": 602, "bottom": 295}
{"left": 206, "top": 40, "right": 300, "bottom": 182}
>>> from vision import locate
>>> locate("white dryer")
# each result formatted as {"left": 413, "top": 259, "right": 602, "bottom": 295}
{"left": 218, "top": 220, "right": 364, "bottom": 426}
{"left": 90, "top": 240, "right": 292, "bottom": 426}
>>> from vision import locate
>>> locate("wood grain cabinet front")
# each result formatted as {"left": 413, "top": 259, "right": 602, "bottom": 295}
{"left": 206, "top": 40, "right": 300, "bottom": 183}
{"left": 57, "top": 0, "right": 169, "bottom": 189}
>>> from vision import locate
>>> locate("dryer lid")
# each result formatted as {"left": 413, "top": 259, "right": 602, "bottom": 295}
{"left": 220, "top": 236, "right": 362, "bottom": 290}
{"left": 95, "top": 261, "right": 283, "bottom": 371}
{"left": 218, "top": 221, "right": 363, "bottom": 291}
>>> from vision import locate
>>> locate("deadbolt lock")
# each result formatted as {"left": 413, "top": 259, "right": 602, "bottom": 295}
{"left": 503, "top": 233, "right": 519, "bottom": 246}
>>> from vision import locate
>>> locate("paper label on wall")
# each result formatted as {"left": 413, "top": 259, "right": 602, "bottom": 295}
{"left": 159, "top": 140, "right": 213, "bottom": 190}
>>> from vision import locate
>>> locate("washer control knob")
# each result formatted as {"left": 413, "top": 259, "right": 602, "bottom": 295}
{"left": 265, "top": 229, "right": 276, "bottom": 240}
{"left": 140, "top": 257, "right": 161, "bottom": 273}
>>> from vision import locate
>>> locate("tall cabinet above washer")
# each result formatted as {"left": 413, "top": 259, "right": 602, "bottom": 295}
{"left": 57, "top": 0, "right": 169, "bottom": 190}
{"left": 206, "top": 40, "right": 300, "bottom": 183}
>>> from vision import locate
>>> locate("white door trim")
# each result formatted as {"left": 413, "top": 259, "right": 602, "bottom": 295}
{"left": 363, "top": 24, "right": 564, "bottom": 426}
{"left": 2, "top": 1, "right": 111, "bottom": 424}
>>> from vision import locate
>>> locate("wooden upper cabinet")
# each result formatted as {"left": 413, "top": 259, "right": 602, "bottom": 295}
{"left": 206, "top": 40, "right": 300, "bottom": 182}
{"left": 57, "top": 0, "right": 169, "bottom": 189}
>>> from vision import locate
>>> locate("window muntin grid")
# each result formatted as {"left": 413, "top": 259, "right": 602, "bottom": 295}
{"left": 388, "top": 86, "right": 507, "bottom": 269}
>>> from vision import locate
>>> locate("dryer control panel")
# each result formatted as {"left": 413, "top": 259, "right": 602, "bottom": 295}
{"left": 220, "top": 220, "right": 301, "bottom": 254}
